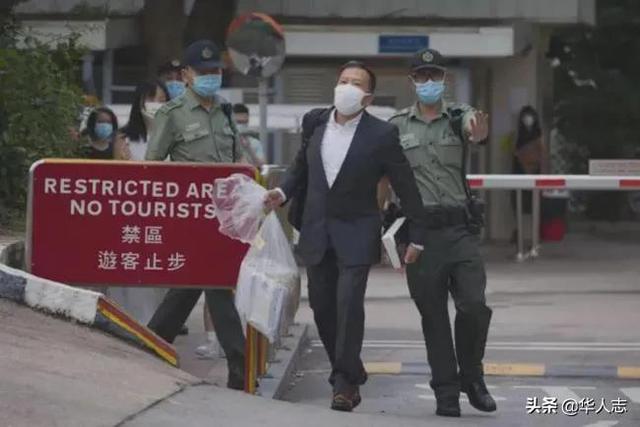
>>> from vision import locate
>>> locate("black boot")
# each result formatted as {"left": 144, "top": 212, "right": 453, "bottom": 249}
{"left": 455, "top": 305, "right": 496, "bottom": 412}
{"left": 435, "top": 394, "right": 461, "bottom": 417}
{"left": 455, "top": 305, "right": 492, "bottom": 382}
{"left": 463, "top": 379, "right": 497, "bottom": 412}
{"left": 226, "top": 357, "right": 245, "bottom": 391}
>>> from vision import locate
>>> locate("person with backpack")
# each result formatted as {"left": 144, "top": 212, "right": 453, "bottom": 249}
{"left": 264, "top": 61, "right": 426, "bottom": 412}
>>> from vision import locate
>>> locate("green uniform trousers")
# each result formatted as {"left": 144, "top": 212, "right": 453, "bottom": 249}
{"left": 148, "top": 289, "right": 245, "bottom": 388}
{"left": 406, "top": 224, "right": 492, "bottom": 397}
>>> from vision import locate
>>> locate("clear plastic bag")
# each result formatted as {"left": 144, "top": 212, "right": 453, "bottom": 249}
{"left": 212, "top": 174, "right": 300, "bottom": 342}
{"left": 212, "top": 173, "right": 266, "bottom": 244}
{"left": 235, "top": 213, "right": 300, "bottom": 342}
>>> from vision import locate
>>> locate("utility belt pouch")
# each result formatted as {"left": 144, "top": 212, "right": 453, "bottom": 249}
{"left": 465, "top": 197, "right": 485, "bottom": 234}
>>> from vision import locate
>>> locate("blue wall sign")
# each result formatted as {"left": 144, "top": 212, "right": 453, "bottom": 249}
{"left": 378, "top": 35, "right": 429, "bottom": 54}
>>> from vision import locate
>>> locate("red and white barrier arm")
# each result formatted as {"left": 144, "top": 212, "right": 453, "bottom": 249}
{"left": 467, "top": 175, "right": 640, "bottom": 190}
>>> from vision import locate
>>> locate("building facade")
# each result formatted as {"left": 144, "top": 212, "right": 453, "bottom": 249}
{"left": 14, "top": 0, "right": 596, "bottom": 240}
{"left": 234, "top": 0, "right": 595, "bottom": 240}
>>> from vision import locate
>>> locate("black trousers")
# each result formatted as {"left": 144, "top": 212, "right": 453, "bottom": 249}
{"left": 406, "top": 225, "right": 492, "bottom": 398}
{"left": 307, "top": 248, "right": 370, "bottom": 391}
{"left": 147, "top": 288, "right": 245, "bottom": 384}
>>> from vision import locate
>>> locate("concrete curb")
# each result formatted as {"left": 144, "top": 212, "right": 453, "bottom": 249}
{"left": 362, "top": 362, "right": 640, "bottom": 380}
{"left": 258, "top": 323, "right": 309, "bottom": 400}
{"left": 0, "top": 262, "right": 178, "bottom": 366}
{"left": 0, "top": 239, "right": 24, "bottom": 270}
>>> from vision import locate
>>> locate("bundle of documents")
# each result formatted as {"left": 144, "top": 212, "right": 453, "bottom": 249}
{"left": 382, "top": 217, "right": 408, "bottom": 269}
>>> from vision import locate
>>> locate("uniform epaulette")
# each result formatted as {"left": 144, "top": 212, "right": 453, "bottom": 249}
{"left": 214, "top": 94, "right": 230, "bottom": 105}
{"left": 157, "top": 97, "right": 183, "bottom": 114}
{"left": 389, "top": 107, "right": 411, "bottom": 120}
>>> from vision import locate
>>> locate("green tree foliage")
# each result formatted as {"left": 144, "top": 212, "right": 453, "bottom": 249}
{"left": 550, "top": 0, "right": 640, "bottom": 219}
{"left": 0, "top": 11, "right": 84, "bottom": 228}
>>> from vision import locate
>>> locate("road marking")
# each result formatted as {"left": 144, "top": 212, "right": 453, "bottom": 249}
{"left": 620, "top": 387, "right": 640, "bottom": 404}
{"left": 582, "top": 422, "right": 619, "bottom": 427}
{"left": 415, "top": 383, "right": 497, "bottom": 391}
{"left": 364, "top": 362, "right": 402, "bottom": 374}
{"left": 485, "top": 363, "right": 546, "bottom": 376}
{"left": 310, "top": 340, "right": 640, "bottom": 352}
{"left": 484, "top": 347, "right": 640, "bottom": 352}
{"left": 618, "top": 366, "right": 640, "bottom": 379}
{"left": 417, "top": 394, "right": 507, "bottom": 402}
{"left": 513, "top": 386, "right": 581, "bottom": 402}
{"left": 355, "top": 340, "right": 640, "bottom": 347}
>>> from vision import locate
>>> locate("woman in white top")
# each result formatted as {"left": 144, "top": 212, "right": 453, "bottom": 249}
{"left": 109, "top": 81, "right": 170, "bottom": 325}
{"left": 115, "top": 80, "right": 168, "bottom": 161}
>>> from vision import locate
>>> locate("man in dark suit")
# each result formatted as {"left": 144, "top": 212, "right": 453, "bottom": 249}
{"left": 264, "top": 61, "right": 426, "bottom": 412}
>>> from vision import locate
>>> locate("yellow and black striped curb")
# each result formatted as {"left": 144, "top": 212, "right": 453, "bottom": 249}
{"left": 0, "top": 262, "right": 178, "bottom": 366}
{"left": 363, "top": 362, "right": 640, "bottom": 380}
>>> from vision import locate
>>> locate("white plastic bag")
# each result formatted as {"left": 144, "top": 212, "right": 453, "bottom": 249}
{"left": 212, "top": 174, "right": 300, "bottom": 343}
{"left": 212, "top": 173, "right": 266, "bottom": 244}
{"left": 235, "top": 213, "right": 300, "bottom": 342}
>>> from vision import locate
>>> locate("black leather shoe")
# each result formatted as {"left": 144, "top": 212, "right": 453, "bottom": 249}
{"left": 331, "top": 386, "right": 361, "bottom": 412}
{"left": 436, "top": 395, "right": 461, "bottom": 417}
{"left": 463, "top": 380, "right": 497, "bottom": 412}
{"left": 331, "top": 392, "right": 355, "bottom": 412}
{"left": 178, "top": 325, "right": 189, "bottom": 335}
{"left": 352, "top": 387, "right": 362, "bottom": 409}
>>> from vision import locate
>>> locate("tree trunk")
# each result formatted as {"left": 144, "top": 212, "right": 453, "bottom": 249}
{"left": 1, "top": 0, "right": 25, "bottom": 40}
{"left": 142, "top": 0, "right": 186, "bottom": 78}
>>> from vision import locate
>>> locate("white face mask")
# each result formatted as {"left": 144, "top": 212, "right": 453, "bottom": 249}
{"left": 142, "top": 102, "right": 163, "bottom": 120}
{"left": 522, "top": 115, "right": 535, "bottom": 128}
{"left": 333, "top": 84, "right": 369, "bottom": 116}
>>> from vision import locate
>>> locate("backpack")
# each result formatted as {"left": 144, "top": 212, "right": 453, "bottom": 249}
{"left": 287, "top": 108, "right": 332, "bottom": 231}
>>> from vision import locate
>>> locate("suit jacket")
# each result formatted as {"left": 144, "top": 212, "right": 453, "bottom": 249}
{"left": 280, "top": 109, "right": 425, "bottom": 266}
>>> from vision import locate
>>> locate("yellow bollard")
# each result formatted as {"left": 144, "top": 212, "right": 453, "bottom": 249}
{"left": 257, "top": 333, "right": 269, "bottom": 377}
{"left": 243, "top": 169, "right": 264, "bottom": 394}
{"left": 244, "top": 324, "right": 258, "bottom": 394}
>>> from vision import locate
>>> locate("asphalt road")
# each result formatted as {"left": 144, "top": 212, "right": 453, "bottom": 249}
{"left": 284, "top": 360, "right": 640, "bottom": 427}
{"left": 282, "top": 298, "right": 640, "bottom": 426}
{"left": 281, "top": 233, "right": 640, "bottom": 426}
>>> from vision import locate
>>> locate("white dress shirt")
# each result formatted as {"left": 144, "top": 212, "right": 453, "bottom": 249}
{"left": 127, "top": 136, "right": 148, "bottom": 161}
{"left": 320, "top": 110, "right": 362, "bottom": 187}
{"left": 272, "top": 109, "right": 423, "bottom": 253}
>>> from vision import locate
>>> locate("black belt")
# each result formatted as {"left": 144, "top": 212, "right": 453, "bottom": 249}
{"left": 424, "top": 206, "right": 468, "bottom": 229}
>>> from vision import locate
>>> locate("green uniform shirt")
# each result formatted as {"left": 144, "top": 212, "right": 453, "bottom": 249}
{"left": 145, "top": 89, "right": 243, "bottom": 163}
{"left": 389, "top": 102, "right": 475, "bottom": 208}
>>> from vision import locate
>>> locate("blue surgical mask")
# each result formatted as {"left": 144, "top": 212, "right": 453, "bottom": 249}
{"left": 415, "top": 79, "right": 445, "bottom": 104}
{"left": 192, "top": 74, "right": 222, "bottom": 98}
{"left": 166, "top": 80, "right": 186, "bottom": 99}
{"left": 95, "top": 122, "right": 113, "bottom": 140}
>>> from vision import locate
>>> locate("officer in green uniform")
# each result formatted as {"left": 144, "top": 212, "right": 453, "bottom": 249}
{"left": 146, "top": 40, "right": 246, "bottom": 390}
{"left": 389, "top": 48, "right": 496, "bottom": 417}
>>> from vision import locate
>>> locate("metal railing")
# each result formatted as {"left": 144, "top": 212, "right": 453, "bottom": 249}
{"left": 259, "top": 168, "right": 640, "bottom": 262}
{"left": 468, "top": 174, "right": 640, "bottom": 261}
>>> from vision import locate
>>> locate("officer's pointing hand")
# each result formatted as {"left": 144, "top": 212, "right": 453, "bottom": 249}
{"left": 264, "top": 189, "right": 285, "bottom": 211}
{"left": 469, "top": 111, "right": 489, "bottom": 143}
